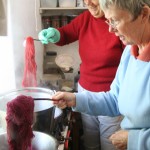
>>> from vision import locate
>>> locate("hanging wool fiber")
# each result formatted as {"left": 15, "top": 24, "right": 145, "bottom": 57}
{"left": 22, "top": 36, "right": 37, "bottom": 87}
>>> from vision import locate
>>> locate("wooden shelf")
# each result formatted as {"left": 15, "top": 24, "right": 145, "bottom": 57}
{"left": 40, "top": 7, "right": 87, "bottom": 10}
{"left": 39, "top": 7, "right": 87, "bottom": 14}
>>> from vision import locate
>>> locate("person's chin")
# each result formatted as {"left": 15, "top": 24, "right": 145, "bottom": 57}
{"left": 119, "top": 36, "right": 127, "bottom": 45}
{"left": 122, "top": 40, "right": 133, "bottom": 46}
{"left": 120, "top": 39, "right": 128, "bottom": 45}
{"left": 92, "top": 12, "right": 100, "bottom": 18}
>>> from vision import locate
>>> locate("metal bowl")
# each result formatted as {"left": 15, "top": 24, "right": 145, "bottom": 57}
{"left": 0, "top": 131, "right": 58, "bottom": 150}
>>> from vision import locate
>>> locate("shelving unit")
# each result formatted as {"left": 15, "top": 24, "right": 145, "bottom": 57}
{"left": 37, "top": 3, "right": 85, "bottom": 149}
{"left": 39, "top": 3, "right": 86, "bottom": 89}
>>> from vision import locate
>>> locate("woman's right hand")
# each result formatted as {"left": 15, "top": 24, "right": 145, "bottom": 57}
{"left": 38, "top": 27, "right": 60, "bottom": 44}
{"left": 52, "top": 91, "right": 76, "bottom": 109}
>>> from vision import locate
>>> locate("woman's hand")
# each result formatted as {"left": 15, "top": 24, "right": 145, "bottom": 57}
{"left": 52, "top": 91, "right": 76, "bottom": 109}
{"left": 109, "top": 130, "right": 128, "bottom": 150}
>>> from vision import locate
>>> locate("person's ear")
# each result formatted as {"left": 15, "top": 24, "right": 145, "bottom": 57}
{"left": 140, "top": 5, "right": 150, "bottom": 22}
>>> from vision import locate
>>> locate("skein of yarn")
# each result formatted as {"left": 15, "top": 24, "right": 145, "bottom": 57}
{"left": 6, "top": 95, "right": 35, "bottom": 150}
{"left": 22, "top": 36, "right": 37, "bottom": 87}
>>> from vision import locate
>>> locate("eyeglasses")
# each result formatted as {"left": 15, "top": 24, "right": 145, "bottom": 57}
{"left": 105, "top": 19, "right": 119, "bottom": 29}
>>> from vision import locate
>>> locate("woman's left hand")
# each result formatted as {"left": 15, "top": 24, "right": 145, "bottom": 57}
{"left": 109, "top": 130, "right": 128, "bottom": 150}
{"left": 52, "top": 91, "right": 76, "bottom": 109}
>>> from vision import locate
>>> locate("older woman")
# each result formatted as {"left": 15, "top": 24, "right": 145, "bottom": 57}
{"left": 52, "top": 0, "right": 150, "bottom": 149}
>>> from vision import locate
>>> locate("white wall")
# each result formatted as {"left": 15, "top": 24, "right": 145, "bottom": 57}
{"left": 0, "top": 36, "right": 15, "bottom": 94}
{"left": 8, "top": 0, "right": 43, "bottom": 88}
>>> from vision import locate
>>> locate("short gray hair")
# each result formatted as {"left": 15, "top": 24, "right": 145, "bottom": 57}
{"left": 99, "top": 0, "right": 150, "bottom": 19}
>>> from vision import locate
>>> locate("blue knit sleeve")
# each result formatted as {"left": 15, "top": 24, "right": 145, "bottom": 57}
{"left": 128, "top": 129, "right": 150, "bottom": 150}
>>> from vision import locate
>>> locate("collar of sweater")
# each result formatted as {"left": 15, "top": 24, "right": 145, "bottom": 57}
{"left": 130, "top": 42, "right": 150, "bottom": 62}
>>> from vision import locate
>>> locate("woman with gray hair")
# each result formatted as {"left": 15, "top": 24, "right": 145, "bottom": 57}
{"left": 52, "top": 0, "right": 150, "bottom": 149}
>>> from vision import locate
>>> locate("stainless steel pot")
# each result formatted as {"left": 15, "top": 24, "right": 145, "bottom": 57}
{"left": 0, "top": 87, "right": 56, "bottom": 112}
{"left": 0, "top": 87, "right": 62, "bottom": 139}
{"left": 0, "top": 131, "right": 58, "bottom": 150}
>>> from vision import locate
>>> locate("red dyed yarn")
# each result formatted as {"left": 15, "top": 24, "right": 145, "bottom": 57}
{"left": 6, "top": 95, "right": 35, "bottom": 150}
{"left": 22, "top": 37, "right": 37, "bottom": 87}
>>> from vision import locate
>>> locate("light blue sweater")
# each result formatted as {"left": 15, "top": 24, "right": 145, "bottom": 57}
{"left": 74, "top": 45, "right": 150, "bottom": 150}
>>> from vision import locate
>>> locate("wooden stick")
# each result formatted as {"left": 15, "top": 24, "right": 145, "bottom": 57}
{"left": 33, "top": 39, "right": 40, "bottom": 41}
{"left": 33, "top": 98, "right": 58, "bottom": 101}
